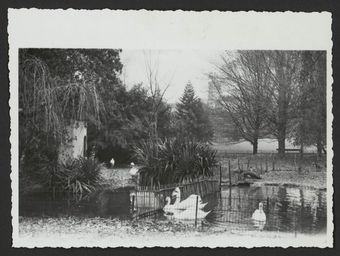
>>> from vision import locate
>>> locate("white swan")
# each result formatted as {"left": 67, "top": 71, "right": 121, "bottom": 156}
{"left": 252, "top": 202, "right": 266, "bottom": 230}
{"left": 163, "top": 196, "right": 177, "bottom": 215}
{"left": 172, "top": 187, "right": 208, "bottom": 210}
{"left": 168, "top": 207, "right": 211, "bottom": 220}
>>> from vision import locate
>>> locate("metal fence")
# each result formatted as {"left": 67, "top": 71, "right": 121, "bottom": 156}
{"left": 216, "top": 152, "right": 326, "bottom": 173}
{"left": 132, "top": 176, "right": 221, "bottom": 218}
{"left": 131, "top": 193, "right": 327, "bottom": 235}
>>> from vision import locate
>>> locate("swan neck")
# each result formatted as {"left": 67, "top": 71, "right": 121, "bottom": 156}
{"left": 173, "top": 193, "right": 181, "bottom": 205}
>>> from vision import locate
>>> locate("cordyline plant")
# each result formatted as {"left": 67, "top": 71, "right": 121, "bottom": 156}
{"left": 52, "top": 157, "right": 104, "bottom": 194}
{"left": 134, "top": 138, "right": 218, "bottom": 187}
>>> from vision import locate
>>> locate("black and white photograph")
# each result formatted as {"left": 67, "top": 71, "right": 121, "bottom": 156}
{"left": 8, "top": 10, "right": 333, "bottom": 247}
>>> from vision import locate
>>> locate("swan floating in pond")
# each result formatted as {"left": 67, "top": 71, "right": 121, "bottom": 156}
{"left": 172, "top": 187, "right": 208, "bottom": 210}
{"left": 252, "top": 202, "right": 266, "bottom": 230}
{"left": 169, "top": 207, "right": 211, "bottom": 220}
{"left": 163, "top": 196, "right": 177, "bottom": 215}
{"left": 164, "top": 196, "right": 211, "bottom": 220}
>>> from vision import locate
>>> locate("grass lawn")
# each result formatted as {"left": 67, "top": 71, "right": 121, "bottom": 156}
{"left": 211, "top": 138, "right": 317, "bottom": 153}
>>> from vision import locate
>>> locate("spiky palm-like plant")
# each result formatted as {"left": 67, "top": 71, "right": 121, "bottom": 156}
{"left": 134, "top": 138, "right": 217, "bottom": 186}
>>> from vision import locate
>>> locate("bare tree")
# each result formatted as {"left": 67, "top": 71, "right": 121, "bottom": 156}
{"left": 143, "top": 51, "right": 171, "bottom": 144}
{"left": 210, "top": 51, "right": 271, "bottom": 154}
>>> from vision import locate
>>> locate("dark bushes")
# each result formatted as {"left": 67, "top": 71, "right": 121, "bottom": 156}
{"left": 134, "top": 138, "right": 218, "bottom": 186}
{"left": 22, "top": 152, "right": 103, "bottom": 194}
{"left": 54, "top": 157, "right": 103, "bottom": 193}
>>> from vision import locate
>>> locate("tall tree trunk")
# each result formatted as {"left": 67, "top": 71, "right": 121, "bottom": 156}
{"left": 276, "top": 52, "right": 288, "bottom": 156}
{"left": 252, "top": 138, "right": 258, "bottom": 155}
{"left": 277, "top": 127, "right": 286, "bottom": 155}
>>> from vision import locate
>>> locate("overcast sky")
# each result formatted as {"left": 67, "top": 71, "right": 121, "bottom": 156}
{"left": 120, "top": 49, "right": 223, "bottom": 104}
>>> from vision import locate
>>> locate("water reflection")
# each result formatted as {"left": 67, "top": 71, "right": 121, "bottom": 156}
{"left": 20, "top": 185, "right": 326, "bottom": 234}
{"left": 203, "top": 185, "right": 326, "bottom": 233}
{"left": 19, "top": 188, "right": 132, "bottom": 219}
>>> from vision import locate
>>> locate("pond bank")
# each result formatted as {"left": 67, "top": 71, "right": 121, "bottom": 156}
{"left": 254, "top": 170, "right": 326, "bottom": 190}
{"left": 17, "top": 216, "right": 329, "bottom": 247}
{"left": 99, "top": 167, "right": 133, "bottom": 189}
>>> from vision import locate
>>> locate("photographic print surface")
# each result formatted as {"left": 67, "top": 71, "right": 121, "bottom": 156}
{"left": 9, "top": 10, "right": 333, "bottom": 248}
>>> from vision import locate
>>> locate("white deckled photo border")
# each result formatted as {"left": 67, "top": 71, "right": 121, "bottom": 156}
{"left": 8, "top": 9, "right": 333, "bottom": 248}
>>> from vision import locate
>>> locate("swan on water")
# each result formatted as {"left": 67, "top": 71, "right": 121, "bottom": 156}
{"left": 164, "top": 196, "right": 211, "bottom": 220}
{"left": 171, "top": 187, "right": 208, "bottom": 210}
{"left": 252, "top": 202, "right": 266, "bottom": 230}
{"left": 169, "top": 207, "right": 211, "bottom": 220}
{"left": 163, "top": 196, "right": 177, "bottom": 215}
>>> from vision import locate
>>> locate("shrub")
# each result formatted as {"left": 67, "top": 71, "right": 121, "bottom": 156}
{"left": 54, "top": 157, "right": 104, "bottom": 193}
{"left": 134, "top": 138, "right": 218, "bottom": 186}
{"left": 22, "top": 152, "right": 103, "bottom": 194}
{"left": 20, "top": 134, "right": 60, "bottom": 187}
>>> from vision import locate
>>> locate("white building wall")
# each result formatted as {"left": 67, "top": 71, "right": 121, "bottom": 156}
{"left": 71, "top": 121, "right": 87, "bottom": 159}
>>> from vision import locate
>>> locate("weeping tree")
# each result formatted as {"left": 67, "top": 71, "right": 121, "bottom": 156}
{"left": 19, "top": 50, "right": 105, "bottom": 180}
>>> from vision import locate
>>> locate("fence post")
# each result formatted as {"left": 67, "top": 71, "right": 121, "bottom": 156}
{"left": 219, "top": 164, "right": 222, "bottom": 192}
{"left": 228, "top": 160, "right": 232, "bottom": 187}
{"left": 228, "top": 160, "right": 232, "bottom": 206}
{"left": 266, "top": 197, "right": 269, "bottom": 214}
{"left": 131, "top": 194, "right": 135, "bottom": 213}
{"left": 195, "top": 195, "right": 199, "bottom": 228}
{"left": 294, "top": 201, "right": 298, "bottom": 238}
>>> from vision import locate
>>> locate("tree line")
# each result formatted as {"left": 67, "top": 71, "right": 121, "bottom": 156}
{"left": 209, "top": 50, "right": 326, "bottom": 155}
{"left": 19, "top": 49, "right": 213, "bottom": 175}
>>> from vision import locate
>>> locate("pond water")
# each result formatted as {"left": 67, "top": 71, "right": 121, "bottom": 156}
{"left": 202, "top": 185, "right": 327, "bottom": 234}
{"left": 20, "top": 185, "right": 327, "bottom": 234}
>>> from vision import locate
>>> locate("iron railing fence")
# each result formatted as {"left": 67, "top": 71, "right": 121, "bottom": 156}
{"left": 132, "top": 194, "right": 327, "bottom": 234}
{"left": 216, "top": 152, "right": 326, "bottom": 173}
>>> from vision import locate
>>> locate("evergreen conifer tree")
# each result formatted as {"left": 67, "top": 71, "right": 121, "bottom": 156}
{"left": 175, "top": 82, "right": 213, "bottom": 142}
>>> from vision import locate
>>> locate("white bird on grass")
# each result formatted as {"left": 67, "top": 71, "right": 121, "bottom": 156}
{"left": 129, "top": 162, "right": 139, "bottom": 176}
{"left": 252, "top": 202, "right": 266, "bottom": 230}
{"left": 110, "top": 158, "right": 115, "bottom": 168}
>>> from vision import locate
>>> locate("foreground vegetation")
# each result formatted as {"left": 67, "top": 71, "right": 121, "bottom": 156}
{"left": 18, "top": 216, "right": 328, "bottom": 247}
